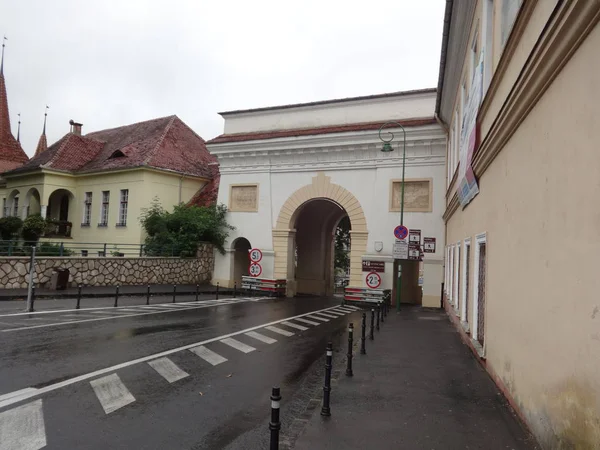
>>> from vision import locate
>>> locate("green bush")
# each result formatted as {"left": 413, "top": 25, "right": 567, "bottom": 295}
{"left": 36, "top": 242, "right": 73, "bottom": 256}
{"left": 22, "top": 214, "right": 47, "bottom": 243}
{"left": 0, "top": 216, "right": 23, "bottom": 240}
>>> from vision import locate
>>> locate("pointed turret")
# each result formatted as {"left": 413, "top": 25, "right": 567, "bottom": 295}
{"left": 34, "top": 106, "right": 48, "bottom": 157}
{"left": 0, "top": 36, "right": 29, "bottom": 173}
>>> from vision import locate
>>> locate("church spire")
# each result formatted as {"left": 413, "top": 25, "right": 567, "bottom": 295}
{"left": 1, "top": 36, "right": 6, "bottom": 76}
{"left": 34, "top": 106, "right": 49, "bottom": 157}
{"left": 17, "top": 113, "right": 20, "bottom": 142}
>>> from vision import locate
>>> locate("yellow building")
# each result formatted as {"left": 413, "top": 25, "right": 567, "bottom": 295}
{"left": 437, "top": 0, "right": 600, "bottom": 447}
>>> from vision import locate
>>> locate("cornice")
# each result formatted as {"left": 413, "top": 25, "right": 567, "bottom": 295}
{"left": 443, "top": 192, "right": 460, "bottom": 223}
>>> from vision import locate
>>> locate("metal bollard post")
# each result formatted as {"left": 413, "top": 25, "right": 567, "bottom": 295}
{"left": 346, "top": 323, "right": 354, "bottom": 377}
{"left": 146, "top": 285, "right": 150, "bottom": 305}
{"left": 376, "top": 304, "right": 380, "bottom": 331}
{"left": 233, "top": 282, "right": 237, "bottom": 298}
{"left": 360, "top": 313, "right": 367, "bottom": 355}
{"left": 370, "top": 308, "right": 375, "bottom": 340}
{"left": 216, "top": 282, "right": 220, "bottom": 300}
{"left": 172, "top": 284, "right": 176, "bottom": 303}
{"left": 114, "top": 285, "right": 119, "bottom": 307}
{"left": 76, "top": 285, "right": 82, "bottom": 310}
{"left": 195, "top": 284, "right": 199, "bottom": 302}
{"left": 380, "top": 302, "right": 384, "bottom": 324}
{"left": 321, "top": 342, "right": 333, "bottom": 416}
{"left": 269, "top": 386, "right": 281, "bottom": 450}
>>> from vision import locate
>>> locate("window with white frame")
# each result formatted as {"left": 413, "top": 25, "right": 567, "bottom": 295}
{"left": 12, "top": 197, "right": 19, "bottom": 217}
{"left": 445, "top": 246, "right": 450, "bottom": 293}
{"left": 500, "top": 0, "right": 522, "bottom": 48}
{"left": 473, "top": 233, "right": 488, "bottom": 350}
{"left": 461, "top": 239, "right": 472, "bottom": 325}
{"left": 82, "top": 192, "right": 92, "bottom": 226}
{"left": 118, "top": 189, "right": 129, "bottom": 226}
{"left": 100, "top": 191, "right": 109, "bottom": 226}
{"left": 453, "top": 243, "right": 461, "bottom": 313}
{"left": 448, "top": 245, "right": 454, "bottom": 303}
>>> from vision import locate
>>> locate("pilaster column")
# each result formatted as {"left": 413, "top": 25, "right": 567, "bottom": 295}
{"left": 40, "top": 205, "right": 47, "bottom": 219}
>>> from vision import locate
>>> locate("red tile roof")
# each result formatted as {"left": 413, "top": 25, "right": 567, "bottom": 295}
{"left": 206, "top": 117, "right": 437, "bottom": 145}
{"left": 5, "top": 115, "right": 217, "bottom": 179}
{"left": 0, "top": 71, "right": 29, "bottom": 173}
{"left": 188, "top": 168, "right": 220, "bottom": 207}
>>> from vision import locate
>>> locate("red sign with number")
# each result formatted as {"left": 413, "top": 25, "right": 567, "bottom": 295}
{"left": 249, "top": 248, "right": 262, "bottom": 263}
{"left": 249, "top": 262, "right": 262, "bottom": 277}
{"left": 365, "top": 271, "right": 382, "bottom": 289}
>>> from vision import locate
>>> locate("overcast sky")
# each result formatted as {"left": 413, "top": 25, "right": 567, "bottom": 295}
{"left": 1, "top": 0, "right": 444, "bottom": 156}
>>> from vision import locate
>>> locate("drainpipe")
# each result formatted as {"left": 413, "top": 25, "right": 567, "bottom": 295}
{"left": 178, "top": 175, "right": 184, "bottom": 204}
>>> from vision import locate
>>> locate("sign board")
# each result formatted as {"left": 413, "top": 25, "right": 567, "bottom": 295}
{"left": 408, "top": 229, "right": 421, "bottom": 245}
{"left": 423, "top": 237, "right": 436, "bottom": 253}
{"left": 249, "top": 248, "right": 263, "bottom": 263}
{"left": 362, "top": 260, "right": 385, "bottom": 273}
{"left": 408, "top": 243, "right": 421, "bottom": 260}
{"left": 393, "top": 225, "right": 409, "bottom": 240}
{"left": 365, "top": 272, "right": 382, "bottom": 289}
{"left": 248, "top": 262, "right": 262, "bottom": 277}
{"left": 393, "top": 240, "right": 408, "bottom": 260}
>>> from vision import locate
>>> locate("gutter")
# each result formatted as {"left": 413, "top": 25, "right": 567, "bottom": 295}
{"left": 434, "top": 0, "right": 454, "bottom": 118}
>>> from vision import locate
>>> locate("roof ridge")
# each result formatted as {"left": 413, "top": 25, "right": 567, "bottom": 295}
{"left": 85, "top": 114, "right": 176, "bottom": 137}
{"left": 142, "top": 115, "right": 177, "bottom": 166}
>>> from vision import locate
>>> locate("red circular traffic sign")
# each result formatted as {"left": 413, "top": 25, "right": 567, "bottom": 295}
{"left": 249, "top": 262, "right": 262, "bottom": 277}
{"left": 249, "top": 248, "right": 263, "bottom": 263}
{"left": 394, "top": 225, "right": 409, "bottom": 240}
{"left": 365, "top": 271, "right": 382, "bottom": 289}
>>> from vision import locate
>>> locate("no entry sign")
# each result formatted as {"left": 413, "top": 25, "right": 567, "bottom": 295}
{"left": 249, "top": 262, "right": 262, "bottom": 277}
{"left": 249, "top": 248, "right": 262, "bottom": 262}
{"left": 365, "top": 271, "right": 382, "bottom": 289}
{"left": 393, "top": 225, "right": 409, "bottom": 240}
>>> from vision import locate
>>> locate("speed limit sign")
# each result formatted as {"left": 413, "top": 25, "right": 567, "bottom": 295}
{"left": 365, "top": 271, "right": 382, "bottom": 289}
{"left": 249, "top": 248, "right": 262, "bottom": 263}
{"left": 249, "top": 262, "right": 262, "bottom": 277}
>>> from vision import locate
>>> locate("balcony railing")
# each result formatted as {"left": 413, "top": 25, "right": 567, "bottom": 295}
{"left": 44, "top": 220, "right": 73, "bottom": 238}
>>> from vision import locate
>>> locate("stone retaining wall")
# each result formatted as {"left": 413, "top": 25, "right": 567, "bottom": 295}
{"left": 0, "top": 244, "right": 214, "bottom": 289}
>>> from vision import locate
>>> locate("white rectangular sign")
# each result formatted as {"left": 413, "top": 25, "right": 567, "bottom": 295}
{"left": 393, "top": 240, "right": 408, "bottom": 260}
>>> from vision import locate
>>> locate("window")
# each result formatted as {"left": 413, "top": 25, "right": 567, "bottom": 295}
{"left": 453, "top": 243, "right": 461, "bottom": 314}
{"left": 118, "top": 189, "right": 128, "bottom": 226}
{"left": 461, "top": 239, "right": 472, "bottom": 325}
{"left": 12, "top": 197, "right": 19, "bottom": 217}
{"left": 473, "top": 233, "right": 487, "bottom": 352}
{"left": 99, "top": 191, "right": 109, "bottom": 226}
{"left": 448, "top": 245, "right": 454, "bottom": 303}
{"left": 82, "top": 192, "right": 92, "bottom": 226}
{"left": 500, "top": 0, "right": 522, "bottom": 48}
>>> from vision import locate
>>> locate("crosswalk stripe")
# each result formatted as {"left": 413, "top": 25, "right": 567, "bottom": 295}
{"left": 220, "top": 337, "right": 256, "bottom": 353}
{"left": 280, "top": 321, "right": 308, "bottom": 331}
{"left": 306, "top": 314, "right": 329, "bottom": 322}
{"left": 294, "top": 317, "right": 320, "bottom": 326}
{"left": 90, "top": 373, "right": 136, "bottom": 415}
{"left": 334, "top": 307, "right": 355, "bottom": 313}
{"left": 0, "top": 399, "right": 46, "bottom": 450}
{"left": 245, "top": 331, "right": 277, "bottom": 344}
{"left": 264, "top": 325, "right": 294, "bottom": 337}
{"left": 343, "top": 305, "right": 360, "bottom": 310}
{"left": 324, "top": 310, "right": 346, "bottom": 316}
{"left": 189, "top": 345, "right": 228, "bottom": 365}
{"left": 312, "top": 312, "right": 339, "bottom": 319}
{"left": 89, "top": 310, "right": 130, "bottom": 314}
{"left": 148, "top": 357, "right": 189, "bottom": 383}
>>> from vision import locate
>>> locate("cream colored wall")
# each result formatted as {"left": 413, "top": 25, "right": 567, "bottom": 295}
{"left": 446, "top": 20, "right": 600, "bottom": 448}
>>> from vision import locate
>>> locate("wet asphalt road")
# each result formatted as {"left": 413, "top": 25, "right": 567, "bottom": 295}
{"left": 0, "top": 296, "right": 358, "bottom": 449}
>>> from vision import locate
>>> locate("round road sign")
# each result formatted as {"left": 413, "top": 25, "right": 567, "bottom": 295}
{"left": 365, "top": 271, "right": 382, "bottom": 289}
{"left": 249, "top": 248, "right": 263, "bottom": 263}
{"left": 394, "top": 225, "right": 409, "bottom": 240}
{"left": 249, "top": 262, "right": 262, "bottom": 277}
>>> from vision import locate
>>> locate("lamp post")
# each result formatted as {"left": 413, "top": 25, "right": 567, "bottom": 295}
{"left": 379, "top": 121, "right": 406, "bottom": 312}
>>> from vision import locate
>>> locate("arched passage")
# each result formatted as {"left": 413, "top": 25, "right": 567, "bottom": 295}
{"left": 232, "top": 237, "right": 252, "bottom": 287}
{"left": 273, "top": 172, "right": 368, "bottom": 296}
{"left": 46, "top": 189, "right": 75, "bottom": 237}
{"left": 24, "top": 188, "right": 41, "bottom": 217}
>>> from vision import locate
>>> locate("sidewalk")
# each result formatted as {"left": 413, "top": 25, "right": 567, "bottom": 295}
{"left": 293, "top": 306, "right": 539, "bottom": 450}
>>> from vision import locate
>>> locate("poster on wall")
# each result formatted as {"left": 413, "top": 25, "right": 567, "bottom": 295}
{"left": 458, "top": 56, "right": 484, "bottom": 207}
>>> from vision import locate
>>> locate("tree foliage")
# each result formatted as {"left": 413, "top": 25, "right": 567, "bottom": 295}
{"left": 140, "top": 199, "right": 234, "bottom": 257}
{"left": 334, "top": 216, "right": 351, "bottom": 274}
{"left": 22, "top": 214, "right": 47, "bottom": 243}
{"left": 0, "top": 216, "right": 23, "bottom": 240}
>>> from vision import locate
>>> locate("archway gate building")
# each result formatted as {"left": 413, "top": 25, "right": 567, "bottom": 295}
{"left": 207, "top": 89, "right": 447, "bottom": 307}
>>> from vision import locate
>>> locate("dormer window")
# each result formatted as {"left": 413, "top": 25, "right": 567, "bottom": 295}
{"left": 109, "top": 150, "right": 126, "bottom": 159}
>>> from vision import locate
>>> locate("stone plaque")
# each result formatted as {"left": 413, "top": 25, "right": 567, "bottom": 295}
{"left": 230, "top": 185, "right": 258, "bottom": 211}
{"left": 391, "top": 180, "right": 431, "bottom": 212}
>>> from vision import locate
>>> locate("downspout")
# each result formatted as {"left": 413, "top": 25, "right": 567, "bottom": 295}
{"left": 179, "top": 175, "right": 184, "bottom": 204}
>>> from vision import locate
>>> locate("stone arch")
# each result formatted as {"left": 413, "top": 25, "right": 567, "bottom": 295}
{"left": 5, "top": 189, "right": 20, "bottom": 217}
{"left": 23, "top": 188, "right": 42, "bottom": 217}
{"left": 231, "top": 237, "right": 252, "bottom": 287}
{"left": 273, "top": 172, "right": 368, "bottom": 294}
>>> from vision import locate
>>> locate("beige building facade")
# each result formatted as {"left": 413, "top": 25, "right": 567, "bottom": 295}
{"left": 438, "top": 0, "right": 600, "bottom": 447}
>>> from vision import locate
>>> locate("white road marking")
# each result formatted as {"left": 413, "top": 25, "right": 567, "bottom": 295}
{"left": 244, "top": 331, "right": 277, "bottom": 344}
{"left": 0, "top": 399, "right": 46, "bottom": 450}
{"left": 90, "top": 373, "right": 136, "bottom": 414}
{"left": 306, "top": 315, "right": 329, "bottom": 322}
{"left": 189, "top": 346, "right": 228, "bottom": 366}
{"left": 220, "top": 337, "right": 256, "bottom": 353}
{"left": 280, "top": 321, "right": 308, "bottom": 331}
{"left": 89, "top": 310, "right": 131, "bottom": 315}
{"left": 334, "top": 307, "right": 355, "bottom": 313}
{"left": 264, "top": 325, "right": 294, "bottom": 337}
{"left": 294, "top": 317, "right": 320, "bottom": 326}
{"left": 343, "top": 305, "right": 360, "bottom": 310}
{"left": 0, "top": 305, "right": 341, "bottom": 409}
{"left": 323, "top": 310, "right": 346, "bottom": 316}
{"left": 0, "top": 388, "right": 39, "bottom": 403}
{"left": 148, "top": 357, "right": 189, "bottom": 383}
{"left": 312, "top": 312, "right": 339, "bottom": 319}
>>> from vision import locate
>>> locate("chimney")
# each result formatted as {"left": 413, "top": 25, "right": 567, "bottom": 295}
{"left": 69, "top": 119, "right": 83, "bottom": 136}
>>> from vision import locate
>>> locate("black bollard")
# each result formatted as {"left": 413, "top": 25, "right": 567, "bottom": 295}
{"left": 216, "top": 282, "right": 220, "bottom": 300}
{"left": 360, "top": 312, "right": 367, "bottom": 355}
{"left": 321, "top": 342, "right": 333, "bottom": 416}
{"left": 346, "top": 323, "right": 354, "bottom": 377}
{"left": 370, "top": 308, "right": 375, "bottom": 340}
{"left": 233, "top": 282, "right": 237, "bottom": 298}
{"left": 114, "top": 285, "right": 119, "bottom": 307}
{"left": 376, "top": 304, "right": 380, "bottom": 331}
{"left": 76, "top": 285, "right": 82, "bottom": 310}
{"left": 380, "top": 302, "right": 384, "bottom": 324}
{"left": 146, "top": 285, "right": 150, "bottom": 305}
{"left": 269, "top": 387, "right": 281, "bottom": 450}
{"left": 172, "top": 284, "right": 176, "bottom": 303}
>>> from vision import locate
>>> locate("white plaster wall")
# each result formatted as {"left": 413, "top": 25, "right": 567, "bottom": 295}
{"left": 223, "top": 93, "right": 435, "bottom": 135}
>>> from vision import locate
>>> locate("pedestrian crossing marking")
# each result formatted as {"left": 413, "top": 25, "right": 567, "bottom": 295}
{"left": 305, "top": 314, "right": 329, "bottom": 322}
{"left": 280, "top": 321, "right": 308, "bottom": 331}
{"left": 90, "top": 373, "right": 136, "bottom": 415}
{"left": 245, "top": 331, "right": 277, "bottom": 344}
{"left": 220, "top": 337, "right": 256, "bottom": 353}
{"left": 148, "top": 357, "right": 189, "bottom": 383}
{"left": 333, "top": 307, "right": 355, "bottom": 313}
{"left": 189, "top": 345, "right": 228, "bottom": 366}
{"left": 0, "top": 399, "right": 46, "bottom": 450}
{"left": 312, "top": 312, "right": 339, "bottom": 319}
{"left": 264, "top": 325, "right": 294, "bottom": 337}
{"left": 323, "top": 310, "right": 346, "bottom": 316}
{"left": 294, "top": 317, "right": 320, "bottom": 326}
